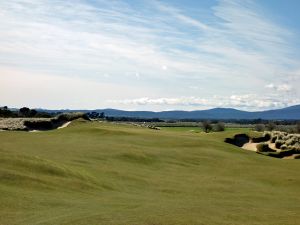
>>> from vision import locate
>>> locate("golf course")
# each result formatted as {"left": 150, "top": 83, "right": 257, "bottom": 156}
{"left": 0, "top": 120, "right": 299, "bottom": 225}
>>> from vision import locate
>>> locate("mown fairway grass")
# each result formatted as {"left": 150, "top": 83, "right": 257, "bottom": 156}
{"left": 0, "top": 120, "right": 299, "bottom": 225}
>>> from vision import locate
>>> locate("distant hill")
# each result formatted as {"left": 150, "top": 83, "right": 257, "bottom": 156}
{"left": 37, "top": 104, "right": 300, "bottom": 120}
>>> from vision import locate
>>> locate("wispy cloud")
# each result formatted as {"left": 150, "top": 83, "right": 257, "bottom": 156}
{"left": 0, "top": 0, "right": 299, "bottom": 110}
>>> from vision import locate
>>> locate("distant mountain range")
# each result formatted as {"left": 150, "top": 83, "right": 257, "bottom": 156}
{"left": 38, "top": 104, "right": 300, "bottom": 120}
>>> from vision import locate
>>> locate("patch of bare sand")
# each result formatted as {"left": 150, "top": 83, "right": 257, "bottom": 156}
{"left": 242, "top": 142, "right": 258, "bottom": 151}
{"left": 268, "top": 142, "right": 281, "bottom": 152}
{"left": 57, "top": 121, "right": 71, "bottom": 129}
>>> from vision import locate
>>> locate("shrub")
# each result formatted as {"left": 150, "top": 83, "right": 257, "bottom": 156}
{"left": 214, "top": 122, "right": 225, "bottom": 132}
{"left": 56, "top": 112, "right": 90, "bottom": 122}
{"left": 201, "top": 120, "right": 212, "bottom": 133}
{"left": 264, "top": 133, "right": 271, "bottom": 140}
{"left": 254, "top": 124, "right": 265, "bottom": 132}
{"left": 266, "top": 122, "right": 276, "bottom": 131}
{"left": 256, "top": 143, "right": 274, "bottom": 152}
{"left": 275, "top": 140, "right": 284, "bottom": 149}
{"left": 286, "top": 137, "right": 297, "bottom": 147}
{"left": 225, "top": 134, "right": 250, "bottom": 147}
{"left": 280, "top": 144, "right": 288, "bottom": 150}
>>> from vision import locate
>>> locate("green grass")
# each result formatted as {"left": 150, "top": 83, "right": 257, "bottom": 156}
{"left": 159, "top": 126, "right": 202, "bottom": 132}
{"left": 0, "top": 120, "right": 299, "bottom": 225}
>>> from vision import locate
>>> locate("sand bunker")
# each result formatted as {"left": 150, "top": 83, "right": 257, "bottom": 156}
{"left": 29, "top": 121, "right": 72, "bottom": 132}
{"left": 226, "top": 133, "right": 299, "bottom": 159}
{"left": 242, "top": 142, "right": 258, "bottom": 151}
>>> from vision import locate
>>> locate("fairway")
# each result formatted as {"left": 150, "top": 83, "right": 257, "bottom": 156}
{"left": 0, "top": 121, "right": 299, "bottom": 225}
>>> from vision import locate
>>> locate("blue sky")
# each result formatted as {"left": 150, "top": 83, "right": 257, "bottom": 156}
{"left": 0, "top": 0, "right": 300, "bottom": 111}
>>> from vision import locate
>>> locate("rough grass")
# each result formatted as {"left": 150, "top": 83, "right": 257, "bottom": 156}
{"left": 0, "top": 121, "right": 300, "bottom": 225}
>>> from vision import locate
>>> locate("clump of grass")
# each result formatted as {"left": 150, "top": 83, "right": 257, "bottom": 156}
{"left": 280, "top": 144, "right": 288, "bottom": 150}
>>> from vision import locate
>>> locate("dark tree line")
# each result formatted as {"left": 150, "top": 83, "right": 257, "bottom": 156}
{"left": 0, "top": 106, "right": 53, "bottom": 118}
{"left": 86, "top": 111, "right": 105, "bottom": 119}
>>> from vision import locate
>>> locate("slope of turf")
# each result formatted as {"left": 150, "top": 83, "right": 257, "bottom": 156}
{"left": 0, "top": 120, "right": 299, "bottom": 225}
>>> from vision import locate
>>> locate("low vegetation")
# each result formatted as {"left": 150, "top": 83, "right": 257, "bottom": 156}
{"left": 225, "top": 131, "right": 300, "bottom": 159}
{"left": 213, "top": 122, "right": 225, "bottom": 132}
{"left": 0, "top": 112, "right": 90, "bottom": 131}
{"left": 254, "top": 121, "right": 300, "bottom": 134}
{"left": 269, "top": 131, "right": 300, "bottom": 151}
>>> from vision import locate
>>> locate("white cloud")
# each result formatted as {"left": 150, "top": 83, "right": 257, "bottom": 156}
{"left": 265, "top": 83, "right": 292, "bottom": 92}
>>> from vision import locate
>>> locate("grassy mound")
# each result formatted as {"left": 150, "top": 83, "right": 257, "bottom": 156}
{"left": 24, "top": 112, "right": 90, "bottom": 130}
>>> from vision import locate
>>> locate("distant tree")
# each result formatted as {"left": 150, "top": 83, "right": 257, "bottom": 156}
{"left": 266, "top": 122, "right": 276, "bottom": 131}
{"left": 87, "top": 111, "right": 100, "bottom": 119}
{"left": 99, "top": 112, "right": 105, "bottom": 118}
{"left": 0, "top": 106, "right": 13, "bottom": 117}
{"left": 201, "top": 120, "right": 212, "bottom": 133}
{"left": 214, "top": 122, "right": 225, "bottom": 132}
{"left": 29, "top": 109, "right": 38, "bottom": 117}
{"left": 19, "top": 107, "right": 30, "bottom": 117}
{"left": 254, "top": 124, "right": 265, "bottom": 132}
